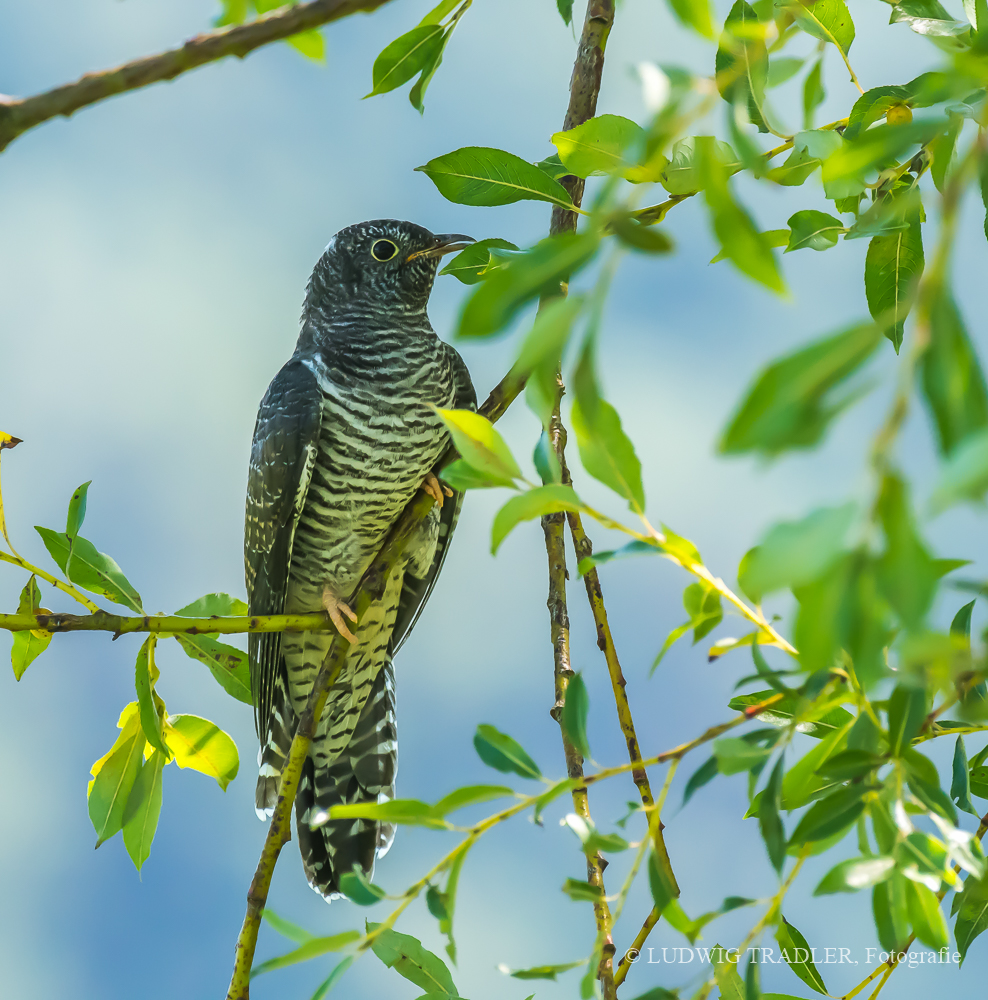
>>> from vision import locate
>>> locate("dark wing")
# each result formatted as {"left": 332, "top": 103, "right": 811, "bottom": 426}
{"left": 245, "top": 356, "right": 323, "bottom": 740}
{"left": 390, "top": 345, "right": 476, "bottom": 654}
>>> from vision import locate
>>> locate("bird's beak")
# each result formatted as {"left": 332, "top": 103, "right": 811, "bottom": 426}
{"left": 406, "top": 234, "right": 475, "bottom": 262}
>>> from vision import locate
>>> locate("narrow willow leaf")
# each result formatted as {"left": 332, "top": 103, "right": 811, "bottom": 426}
{"left": 338, "top": 866, "right": 386, "bottom": 906}
{"left": 744, "top": 950, "right": 762, "bottom": 1000}
{"left": 780, "top": 0, "right": 854, "bottom": 55}
{"left": 785, "top": 210, "right": 845, "bottom": 252}
{"left": 368, "top": 923, "right": 459, "bottom": 996}
{"left": 261, "top": 908, "right": 314, "bottom": 944}
{"left": 164, "top": 714, "right": 239, "bottom": 790}
{"left": 431, "top": 784, "right": 514, "bottom": 816}
{"left": 134, "top": 638, "right": 168, "bottom": 757}
{"left": 175, "top": 634, "right": 252, "bottom": 705}
{"left": 175, "top": 592, "right": 248, "bottom": 617}
{"left": 803, "top": 58, "right": 825, "bottom": 130}
{"left": 720, "top": 323, "right": 881, "bottom": 455}
{"left": 931, "top": 427, "right": 988, "bottom": 510}
{"left": 435, "top": 408, "right": 521, "bottom": 485}
{"left": 715, "top": 1, "right": 770, "bottom": 133}
{"left": 561, "top": 672, "right": 591, "bottom": 759}
{"left": 88, "top": 706, "right": 146, "bottom": 847}
{"left": 417, "top": 146, "right": 575, "bottom": 208}
{"left": 789, "top": 785, "right": 868, "bottom": 846}
{"left": 775, "top": 919, "right": 828, "bottom": 995}
{"left": 310, "top": 956, "right": 354, "bottom": 1000}
{"left": 759, "top": 756, "right": 786, "bottom": 872}
{"left": 35, "top": 526, "right": 143, "bottom": 611}
{"left": 501, "top": 959, "right": 585, "bottom": 980}
{"left": 473, "top": 723, "right": 541, "bottom": 779}
{"left": 814, "top": 856, "right": 896, "bottom": 894}
{"left": 122, "top": 749, "right": 165, "bottom": 870}
{"left": 365, "top": 24, "right": 444, "bottom": 98}
{"left": 696, "top": 136, "right": 785, "bottom": 293}
{"left": 683, "top": 755, "right": 719, "bottom": 804}
{"left": 713, "top": 949, "right": 746, "bottom": 1000}
{"left": 874, "top": 873, "right": 910, "bottom": 952}
{"left": 65, "top": 481, "right": 91, "bottom": 538}
{"left": 552, "top": 114, "right": 644, "bottom": 178}
{"left": 648, "top": 849, "right": 677, "bottom": 915}
{"left": 954, "top": 869, "right": 988, "bottom": 963}
{"left": 328, "top": 799, "right": 442, "bottom": 826}
{"left": 906, "top": 879, "right": 949, "bottom": 949}
{"left": 887, "top": 684, "right": 928, "bottom": 755}
{"left": 514, "top": 295, "right": 584, "bottom": 394}
{"left": 951, "top": 735, "right": 979, "bottom": 816}
{"left": 920, "top": 290, "right": 988, "bottom": 454}
{"left": 570, "top": 397, "right": 645, "bottom": 511}
{"left": 250, "top": 931, "right": 362, "bottom": 977}
{"left": 562, "top": 877, "right": 605, "bottom": 902}
{"left": 10, "top": 575, "right": 51, "bottom": 679}
{"left": 438, "top": 238, "right": 519, "bottom": 284}
{"left": 865, "top": 215, "right": 924, "bottom": 352}
{"left": 491, "top": 485, "right": 588, "bottom": 555}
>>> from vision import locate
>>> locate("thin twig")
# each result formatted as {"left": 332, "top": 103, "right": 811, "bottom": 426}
{"left": 0, "top": 0, "right": 395, "bottom": 153}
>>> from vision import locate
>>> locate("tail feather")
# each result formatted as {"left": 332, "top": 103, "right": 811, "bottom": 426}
{"left": 296, "top": 659, "right": 398, "bottom": 899}
{"left": 254, "top": 667, "right": 296, "bottom": 820}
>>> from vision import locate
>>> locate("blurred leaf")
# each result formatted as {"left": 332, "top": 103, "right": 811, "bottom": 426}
{"left": 660, "top": 136, "right": 740, "bottom": 195}
{"left": 556, "top": 0, "right": 574, "bottom": 24}
{"left": 36, "top": 526, "right": 142, "bottom": 612}
{"left": 738, "top": 503, "right": 856, "bottom": 602}
{"left": 571, "top": 397, "right": 645, "bottom": 510}
{"left": 715, "top": 1, "right": 770, "bottom": 133}
{"left": 122, "top": 749, "right": 165, "bottom": 870}
{"left": 890, "top": 0, "right": 973, "bottom": 48}
{"left": 65, "top": 481, "right": 91, "bottom": 538}
{"left": 775, "top": 918, "right": 828, "bottom": 995}
{"left": 310, "top": 956, "right": 354, "bottom": 1000}
{"left": 865, "top": 213, "right": 924, "bottom": 352}
{"left": 767, "top": 56, "right": 804, "bottom": 88}
{"left": 432, "top": 784, "right": 514, "bottom": 816}
{"left": 456, "top": 231, "right": 599, "bottom": 338}
{"left": 929, "top": 114, "right": 962, "bottom": 193}
{"left": 338, "top": 866, "right": 387, "bottom": 906}
{"left": 552, "top": 114, "right": 644, "bottom": 178}
{"left": 175, "top": 634, "right": 252, "bottom": 705}
{"left": 501, "top": 959, "right": 585, "bottom": 980}
{"left": 10, "top": 575, "right": 51, "bottom": 679}
{"left": 920, "top": 290, "right": 988, "bottom": 455}
{"left": 728, "top": 692, "right": 853, "bottom": 739}
{"left": 683, "top": 755, "right": 719, "bottom": 804}
{"left": 260, "top": 909, "right": 313, "bottom": 944}
{"left": 711, "top": 229, "right": 788, "bottom": 262}
{"left": 435, "top": 408, "right": 521, "bottom": 486}
{"left": 491, "top": 485, "right": 587, "bottom": 555}
{"left": 439, "top": 458, "right": 506, "bottom": 491}
{"left": 577, "top": 539, "right": 655, "bottom": 576}
{"left": 175, "top": 592, "right": 248, "bottom": 617}
{"left": 562, "top": 813, "right": 630, "bottom": 854}
{"left": 417, "top": 146, "right": 575, "bottom": 208}
{"left": 328, "top": 799, "right": 443, "bottom": 827}
{"left": 366, "top": 24, "right": 444, "bottom": 98}
{"left": 789, "top": 785, "right": 869, "bottom": 846}
{"left": 696, "top": 136, "right": 784, "bottom": 293}
{"left": 802, "top": 58, "right": 825, "bottom": 130}
{"left": 648, "top": 849, "right": 678, "bottom": 915}
{"left": 134, "top": 637, "right": 168, "bottom": 757}
{"left": 720, "top": 323, "right": 881, "bottom": 455}
{"left": 814, "top": 856, "right": 895, "bottom": 894}
{"left": 251, "top": 931, "right": 362, "bottom": 977}
{"left": 164, "top": 714, "right": 239, "bottom": 790}
{"left": 843, "top": 72, "right": 957, "bottom": 140}
{"left": 668, "top": 0, "right": 715, "bottom": 37}
{"left": 873, "top": 873, "right": 910, "bottom": 952}
{"left": 369, "top": 923, "right": 459, "bottom": 996}
{"left": 713, "top": 949, "right": 746, "bottom": 1000}
{"left": 888, "top": 683, "right": 928, "bottom": 755}
{"left": 562, "top": 877, "right": 605, "bottom": 902}
{"left": 88, "top": 704, "right": 146, "bottom": 847}
{"left": 817, "top": 748, "right": 884, "bottom": 780}
{"left": 931, "top": 427, "right": 988, "bottom": 511}
{"left": 906, "top": 879, "right": 949, "bottom": 949}
{"left": 561, "top": 672, "right": 591, "bottom": 759}
{"left": 714, "top": 736, "right": 773, "bottom": 775}
{"left": 785, "top": 210, "right": 845, "bottom": 252}
{"left": 759, "top": 756, "right": 786, "bottom": 872}
{"left": 473, "top": 724, "right": 541, "bottom": 779}
{"left": 514, "top": 295, "right": 584, "bottom": 424}
{"left": 286, "top": 29, "right": 325, "bottom": 62}
{"left": 612, "top": 216, "right": 675, "bottom": 253}
{"left": 439, "top": 238, "right": 519, "bottom": 284}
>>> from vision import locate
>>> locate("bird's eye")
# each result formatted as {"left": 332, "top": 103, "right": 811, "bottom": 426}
{"left": 371, "top": 239, "right": 398, "bottom": 262}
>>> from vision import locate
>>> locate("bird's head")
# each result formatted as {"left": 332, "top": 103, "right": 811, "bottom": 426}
{"left": 303, "top": 219, "right": 474, "bottom": 322}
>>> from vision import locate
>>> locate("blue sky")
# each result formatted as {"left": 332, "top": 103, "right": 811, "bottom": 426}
{"left": 1, "top": 1, "right": 987, "bottom": 998}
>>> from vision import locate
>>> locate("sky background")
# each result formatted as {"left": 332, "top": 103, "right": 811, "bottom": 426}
{"left": 2, "top": 1, "right": 988, "bottom": 998}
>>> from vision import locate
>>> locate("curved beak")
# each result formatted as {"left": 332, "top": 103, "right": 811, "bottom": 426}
{"left": 406, "top": 233, "right": 475, "bottom": 262}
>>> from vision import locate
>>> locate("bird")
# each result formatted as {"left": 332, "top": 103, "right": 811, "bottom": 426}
{"left": 244, "top": 220, "right": 476, "bottom": 900}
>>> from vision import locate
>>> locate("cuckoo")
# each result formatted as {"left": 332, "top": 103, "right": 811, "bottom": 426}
{"left": 244, "top": 220, "right": 476, "bottom": 899}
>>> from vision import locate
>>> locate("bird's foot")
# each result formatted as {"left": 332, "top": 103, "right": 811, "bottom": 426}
{"left": 420, "top": 472, "right": 453, "bottom": 509}
{"left": 321, "top": 588, "right": 358, "bottom": 644}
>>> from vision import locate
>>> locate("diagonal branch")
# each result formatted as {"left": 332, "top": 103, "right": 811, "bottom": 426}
{"left": 0, "top": 0, "right": 395, "bottom": 154}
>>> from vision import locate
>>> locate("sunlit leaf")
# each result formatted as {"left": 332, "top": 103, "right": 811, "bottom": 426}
{"left": 134, "top": 638, "right": 168, "bottom": 757}
{"left": 164, "top": 714, "right": 239, "bottom": 790}
{"left": 10, "top": 575, "right": 51, "bottom": 679}
{"left": 175, "top": 592, "right": 248, "bottom": 617}
{"left": 814, "top": 856, "right": 896, "bottom": 894}
{"left": 435, "top": 408, "right": 521, "bottom": 485}
{"left": 779, "top": 0, "right": 854, "bottom": 56}
{"left": 88, "top": 705, "right": 146, "bottom": 847}
{"left": 552, "top": 114, "right": 644, "bottom": 178}
{"left": 122, "top": 749, "right": 165, "bottom": 870}
{"left": 491, "top": 485, "right": 588, "bottom": 555}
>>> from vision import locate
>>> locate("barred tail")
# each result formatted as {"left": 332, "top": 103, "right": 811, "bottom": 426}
{"left": 254, "top": 667, "right": 296, "bottom": 820}
{"left": 296, "top": 659, "right": 398, "bottom": 899}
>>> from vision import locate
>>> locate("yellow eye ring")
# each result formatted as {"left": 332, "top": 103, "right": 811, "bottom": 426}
{"left": 371, "top": 239, "right": 398, "bottom": 262}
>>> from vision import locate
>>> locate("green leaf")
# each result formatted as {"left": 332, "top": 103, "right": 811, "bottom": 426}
{"left": 890, "top": 0, "right": 972, "bottom": 48}
{"left": 438, "top": 238, "right": 519, "bottom": 284}
{"left": 286, "top": 29, "right": 325, "bottom": 62}
{"left": 767, "top": 56, "right": 804, "bottom": 88}
{"left": 250, "top": 931, "right": 362, "bottom": 977}
{"left": 66, "top": 480, "right": 91, "bottom": 538}
{"left": 419, "top": 0, "right": 463, "bottom": 25}
{"left": 439, "top": 459, "right": 504, "bottom": 491}
{"left": 785, "top": 210, "right": 845, "bottom": 252}
{"left": 668, "top": 0, "right": 715, "bottom": 37}
{"left": 552, "top": 114, "right": 644, "bottom": 178}
{"left": 163, "top": 714, "right": 239, "bottom": 790}
{"left": 715, "top": 1, "right": 770, "bottom": 133}
{"left": 457, "top": 231, "right": 599, "bottom": 339}
{"left": 802, "top": 58, "right": 826, "bottom": 130}
{"left": 122, "top": 749, "right": 165, "bottom": 870}
{"left": 561, "top": 672, "right": 591, "bottom": 759}
{"left": 931, "top": 427, "right": 988, "bottom": 511}
{"left": 435, "top": 408, "right": 521, "bottom": 486}
{"left": 887, "top": 683, "right": 928, "bottom": 755}
{"left": 759, "top": 756, "right": 786, "bottom": 872}
{"left": 737, "top": 503, "right": 856, "bottom": 601}
{"left": 683, "top": 755, "right": 719, "bottom": 804}
{"left": 714, "top": 736, "right": 773, "bottom": 774}
{"left": 88, "top": 706, "right": 146, "bottom": 847}
{"left": 920, "top": 290, "right": 988, "bottom": 455}
{"left": 35, "top": 526, "right": 143, "bottom": 612}
{"left": 865, "top": 215, "right": 924, "bottom": 352}
{"left": 713, "top": 948, "right": 746, "bottom": 1000}
{"left": 432, "top": 784, "right": 514, "bottom": 816}
{"left": 260, "top": 909, "right": 314, "bottom": 944}
{"left": 728, "top": 692, "right": 853, "bottom": 739}
{"left": 310, "top": 956, "right": 354, "bottom": 1000}
{"left": 368, "top": 923, "right": 459, "bottom": 996}
{"left": 780, "top": 0, "right": 854, "bottom": 55}
{"left": 570, "top": 397, "right": 645, "bottom": 510}
{"left": 814, "top": 856, "right": 896, "bottom": 894}
{"left": 562, "top": 877, "right": 605, "bottom": 902}
{"left": 365, "top": 25, "right": 445, "bottom": 98}
{"left": 954, "top": 869, "right": 988, "bottom": 963}
{"left": 175, "top": 634, "right": 252, "bottom": 705}
{"left": 711, "top": 229, "right": 788, "bottom": 262}
{"left": 416, "top": 146, "right": 575, "bottom": 209}
{"left": 775, "top": 917, "right": 828, "bottom": 995}
{"left": 816, "top": 748, "right": 884, "bottom": 780}
{"left": 10, "top": 575, "right": 51, "bottom": 679}
{"left": 905, "top": 878, "right": 949, "bottom": 949}
{"left": 491, "top": 485, "right": 587, "bottom": 555}
{"left": 660, "top": 136, "right": 740, "bottom": 195}
{"left": 611, "top": 216, "right": 675, "bottom": 253}
{"left": 328, "top": 799, "right": 443, "bottom": 827}
{"left": 648, "top": 849, "right": 678, "bottom": 915}
{"left": 873, "top": 873, "right": 910, "bottom": 952}
{"left": 720, "top": 322, "right": 881, "bottom": 455}
{"left": 134, "top": 637, "right": 168, "bottom": 757}
{"left": 338, "top": 866, "right": 387, "bottom": 906}
{"left": 696, "top": 136, "right": 785, "bottom": 293}
{"left": 789, "top": 785, "right": 868, "bottom": 847}
{"left": 175, "top": 592, "right": 248, "bottom": 617}
{"left": 951, "top": 735, "right": 979, "bottom": 816}
{"left": 473, "top": 723, "right": 541, "bottom": 779}
{"left": 514, "top": 295, "right": 585, "bottom": 424}
{"left": 876, "top": 474, "right": 936, "bottom": 628}
{"left": 502, "top": 959, "right": 585, "bottom": 980}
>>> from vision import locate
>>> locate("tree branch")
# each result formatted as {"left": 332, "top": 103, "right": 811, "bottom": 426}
{"left": 0, "top": 0, "right": 395, "bottom": 154}
{"left": 0, "top": 611, "right": 335, "bottom": 635}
